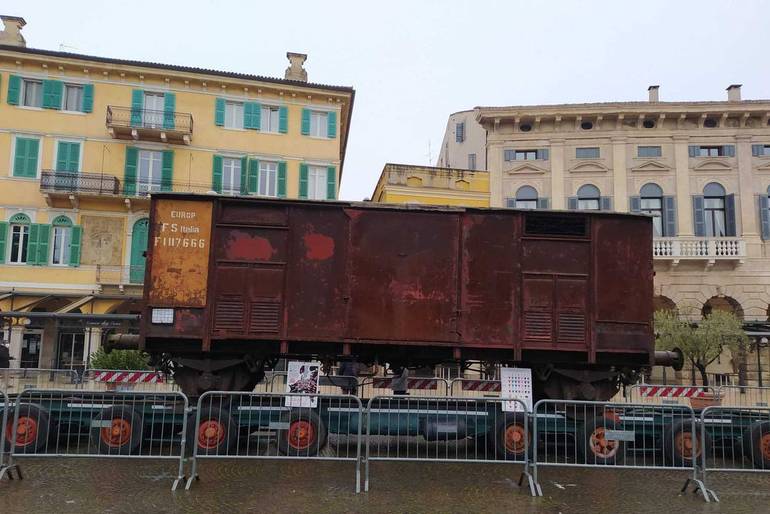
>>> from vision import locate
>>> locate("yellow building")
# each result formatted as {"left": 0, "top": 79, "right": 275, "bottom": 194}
{"left": 0, "top": 16, "right": 354, "bottom": 370}
{"left": 371, "top": 163, "right": 489, "bottom": 207}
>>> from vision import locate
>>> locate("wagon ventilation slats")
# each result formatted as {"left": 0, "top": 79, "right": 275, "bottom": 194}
{"left": 214, "top": 298, "right": 245, "bottom": 332}
{"left": 558, "top": 313, "right": 585, "bottom": 342}
{"left": 248, "top": 301, "right": 281, "bottom": 333}
{"left": 524, "top": 311, "right": 552, "bottom": 339}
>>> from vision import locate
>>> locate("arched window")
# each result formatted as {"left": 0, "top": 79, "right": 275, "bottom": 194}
{"left": 577, "top": 184, "right": 601, "bottom": 210}
{"left": 514, "top": 186, "right": 538, "bottom": 209}
{"left": 703, "top": 182, "right": 727, "bottom": 237}
{"left": 51, "top": 216, "right": 73, "bottom": 266}
{"left": 8, "top": 213, "right": 31, "bottom": 264}
{"left": 640, "top": 183, "right": 664, "bottom": 237}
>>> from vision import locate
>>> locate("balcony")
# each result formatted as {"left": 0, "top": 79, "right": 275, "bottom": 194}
{"left": 653, "top": 237, "right": 746, "bottom": 265}
{"left": 96, "top": 265, "right": 145, "bottom": 289}
{"left": 106, "top": 106, "right": 193, "bottom": 145}
{"left": 40, "top": 171, "right": 121, "bottom": 207}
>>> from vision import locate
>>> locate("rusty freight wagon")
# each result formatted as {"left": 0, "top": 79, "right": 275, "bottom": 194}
{"left": 135, "top": 194, "right": 679, "bottom": 400}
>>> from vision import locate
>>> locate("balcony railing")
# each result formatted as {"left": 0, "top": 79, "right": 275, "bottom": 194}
{"left": 653, "top": 237, "right": 746, "bottom": 264}
{"left": 40, "top": 171, "right": 121, "bottom": 196}
{"left": 96, "top": 265, "right": 145, "bottom": 286}
{"left": 106, "top": 106, "right": 193, "bottom": 144}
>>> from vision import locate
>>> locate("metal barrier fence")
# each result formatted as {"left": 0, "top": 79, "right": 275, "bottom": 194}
{"left": 79, "top": 369, "right": 178, "bottom": 393}
{"left": 0, "top": 368, "right": 80, "bottom": 395}
{"left": 186, "top": 391, "right": 364, "bottom": 492}
{"left": 531, "top": 399, "right": 711, "bottom": 500}
{"left": 697, "top": 404, "right": 770, "bottom": 502}
{"left": 0, "top": 388, "right": 189, "bottom": 490}
{"left": 364, "top": 396, "right": 535, "bottom": 494}
{"left": 717, "top": 385, "right": 770, "bottom": 408}
{"left": 0, "top": 388, "right": 21, "bottom": 480}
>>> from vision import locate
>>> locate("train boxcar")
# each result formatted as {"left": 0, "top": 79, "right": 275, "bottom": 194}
{"left": 138, "top": 193, "right": 677, "bottom": 400}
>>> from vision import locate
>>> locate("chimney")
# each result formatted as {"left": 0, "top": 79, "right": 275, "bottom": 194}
{"left": 648, "top": 85, "right": 660, "bottom": 102}
{"left": 284, "top": 52, "right": 308, "bottom": 82}
{"left": 0, "top": 15, "right": 26, "bottom": 47}
{"left": 727, "top": 84, "right": 742, "bottom": 102}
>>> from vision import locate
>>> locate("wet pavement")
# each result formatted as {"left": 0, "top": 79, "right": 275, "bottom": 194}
{"left": 1, "top": 459, "right": 768, "bottom": 513}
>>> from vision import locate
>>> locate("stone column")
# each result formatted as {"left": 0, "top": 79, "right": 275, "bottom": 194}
{"left": 611, "top": 137, "right": 628, "bottom": 211}
{"left": 550, "top": 139, "right": 566, "bottom": 209}
{"left": 487, "top": 141, "right": 504, "bottom": 207}
{"left": 673, "top": 136, "right": 694, "bottom": 236}
{"left": 8, "top": 326, "right": 24, "bottom": 367}
{"left": 85, "top": 327, "right": 102, "bottom": 368}
{"left": 735, "top": 135, "right": 758, "bottom": 236}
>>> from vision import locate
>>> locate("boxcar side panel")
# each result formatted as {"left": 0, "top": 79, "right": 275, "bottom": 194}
{"left": 346, "top": 209, "right": 460, "bottom": 343}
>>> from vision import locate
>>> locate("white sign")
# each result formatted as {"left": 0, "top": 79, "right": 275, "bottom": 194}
{"left": 285, "top": 361, "right": 321, "bottom": 408}
{"left": 500, "top": 367, "right": 532, "bottom": 412}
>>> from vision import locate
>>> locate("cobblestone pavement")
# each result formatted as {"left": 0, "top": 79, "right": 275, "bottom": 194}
{"left": 1, "top": 459, "right": 769, "bottom": 513}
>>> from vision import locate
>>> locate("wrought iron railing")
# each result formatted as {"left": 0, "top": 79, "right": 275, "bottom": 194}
{"left": 40, "top": 171, "right": 121, "bottom": 195}
{"left": 653, "top": 237, "right": 746, "bottom": 260}
{"left": 106, "top": 106, "right": 193, "bottom": 134}
{"left": 96, "top": 265, "right": 145, "bottom": 285}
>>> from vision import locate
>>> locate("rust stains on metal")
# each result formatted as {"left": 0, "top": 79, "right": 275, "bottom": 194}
{"left": 226, "top": 231, "right": 275, "bottom": 261}
{"left": 303, "top": 233, "right": 335, "bottom": 260}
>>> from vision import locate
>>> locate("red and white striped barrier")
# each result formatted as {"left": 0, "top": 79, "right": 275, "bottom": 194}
{"left": 637, "top": 385, "right": 708, "bottom": 398}
{"left": 371, "top": 377, "right": 439, "bottom": 390}
{"left": 460, "top": 380, "right": 501, "bottom": 392}
{"left": 88, "top": 370, "right": 165, "bottom": 384}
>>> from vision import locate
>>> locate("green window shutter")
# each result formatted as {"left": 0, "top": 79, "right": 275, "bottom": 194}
{"left": 327, "top": 111, "right": 337, "bottom": 139}
{"left": 42, "top": 80, "right": 63, "bottom": 109}
{"left": 0, "top": 222, "right": 7, "bottom": 264}
{"left": 163, "top": 92, "right": 176, "bottom": 130}
{"left": 247, "top": 159, "right": 259, "bottom": 193}
{"left": 240, "top": 156, "right": 248, "bottom": 194}
{"left": 326, "top": 166, "right": 337, "bottom": 199}
{"left": 36, "top": 224, "right": 50, "bottom": 265}
{"left": 279, "top": 106, "right": 288, "bottom": 133}
{"left": 81, "top": 83, "right": 94, "bottom": 113}
{"left": 14, "top": 137, "right": 39, "bottom": 178}
{"left": 56, "top": 142, "right": 80, "bottom": 172}
{"left": 299, "top": 163, "right": 308, "bottom": 199}
{"left": 212, "top": 155, "right": 223, "bottom": 193}
{"left": 68, "top": 142, "right": 81, "bottom": 172}
{"left": 214, "top": 98, "right": 225, "bottom": 126}
{"left": 124, "top": 147, "right": 138, "bottom": 196}
{"left": 130, "top": 89, "right": 144, "bottom": 127}
{"left": 301, "top": 108, "right": 311, "bottom": 135}
{"left": 161, "top": 150, "right": 174, "bottom": 192}
{"left": 25, "top": 138, "right": 40, "bottom": 177}
{"left": 27, "top": 224, "right": 39, "bottom": 266}
{"left": 244, "top": 102, "right": 261, "bottom": 130}
{"left": 69, "top": 226, "right": 82, "bottom": 267}
{"left": 7, "top": 75, "right": 21, "bottom": 105}
{"left": 277, "top": 162, "right": 287, "bottom": 198}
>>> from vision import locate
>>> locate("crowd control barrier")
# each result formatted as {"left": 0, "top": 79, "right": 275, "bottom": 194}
{"left": 0, "top": 388, "right": 189, "bottom": 490}
{"left": 0, "top": 369, "right": 79, "bottom": 395}
{"left": 186, "top": 391, "right": 364, "bottom": 492}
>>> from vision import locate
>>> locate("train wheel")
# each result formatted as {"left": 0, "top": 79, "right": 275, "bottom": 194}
{"left": 91, "top": 406, "right": 142, "bottom": 455}
{"left": 577, "top": 415, "right": 625, "bottom": 465}
{"left": 277, "top": 409, "right": 327, "bottom": 457}
{"left": 662, "top": 419, "right": 710, "bottom": 467}
{"left": 4, "top": 403, "right": 50, "bottom": 454}
{"left": 187, "top": 406, "right": 237, "bottom": 455}
{"left": 491, "top": 412, "right": 531, "bottom": 461}
{"left": 743, "top": 421, "right": 770, "bottom": 469}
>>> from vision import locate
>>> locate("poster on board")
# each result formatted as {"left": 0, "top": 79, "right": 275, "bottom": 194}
{"left": 500, "top": 367, "right": 533, "bottom": 412}
{"left": 285, "top": 361, "right": 321, "bottom": 407}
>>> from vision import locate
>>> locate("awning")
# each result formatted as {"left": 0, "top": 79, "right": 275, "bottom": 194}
{"left": 55, "top": 295, "right": 95, "bottom": 314}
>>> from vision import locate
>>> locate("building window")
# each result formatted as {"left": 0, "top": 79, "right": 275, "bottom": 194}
{"left": 638, "top": 146, "right": 662, "bottom": 158}
{"left": 13, "top": 136, "right": 40, "bottom": 178}
{"left": 221, "top": 157, "right": 242, "bottom": 195}
{"left": 51, "top": 216, "right": 73, "bottom": 266}
{"left": 505, "top": 149, "right": 538, "bottom": 161}
{"left": 468, "top": 153, "right": 476, "bottom": 170}
{"left": 456, "top": 122, "right": 465, "bottom": 143}
{"left": 142, "top": 92, "right": 165, "bottom": 128}
{"left": 224, "top": 101, "right": 244, "bottom": 129}
{"left": 22, "top": 79, "right": 43, "bottom": 108}
{"left": 512, "top": 185, "right": 538, "bottom": 209}
{"left": 8, "top": 214, "right": 31, "bottom": 264}
{"left": 640, "top": 183, "right": 664, "bottom": 237}
{"left": 62, "top": 84, "right": 84, "bottom": 112}
{"left": 700, "top": 146, "right": 722, "bottom": 157}
{"left": 137, "top": 150, "right": 163, "bottom": 194}
{"left": 577, "top": 184, "right": 601, "bottom": 210}
{"left": 576, "top": 147, "right": 600, "bottom": 159}
{"left": 307, "top": 166, "right": 327, "bottom": 200}
{"left": 261, "top": 105, "right": 280, "bottom": 133}
{"left": 310, "top": 111, "right": 328, "bottom": 138}
{"left": 258, "top": 161, "right": 278, "bottom": 197}
{"left": 752, "top": 144, "right": 770, "bottom": 157}
{"left": 703, "top": 182, "right": 726, "bottom": 237}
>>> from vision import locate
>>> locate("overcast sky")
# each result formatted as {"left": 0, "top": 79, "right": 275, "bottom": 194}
{"left": 7, "top": 0, "right": 770, "bottom": 200}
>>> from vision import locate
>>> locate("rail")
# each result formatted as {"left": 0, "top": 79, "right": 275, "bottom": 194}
{"left": 106, "top": 105, "right": 193, "bottom": 134}
{"left": 40, "top": 170, "right": 121, "bottom": 195}
{"left": 653, "top": 237, "right": 745, "bottom": 261}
